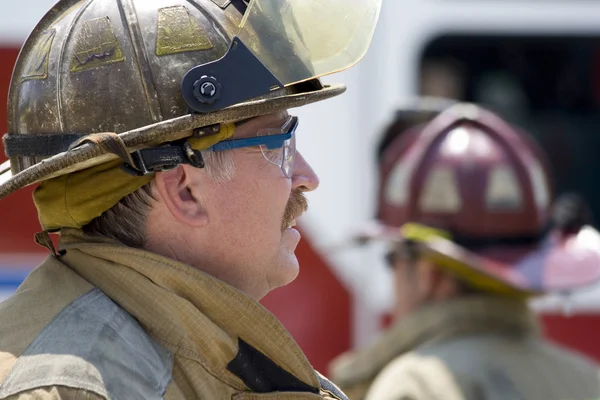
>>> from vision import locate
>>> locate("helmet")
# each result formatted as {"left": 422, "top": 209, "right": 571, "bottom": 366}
{"left": 375, "top": 96, "right": 457, "bottom": 220}
{"left": 0, "top": 0, "right": 382, "bottom": 207}
{"left": 362, "top": 103, "right": 600, "bottom": 297}
{"left": 376, "top": 96, "right": 457, "bottom": 163}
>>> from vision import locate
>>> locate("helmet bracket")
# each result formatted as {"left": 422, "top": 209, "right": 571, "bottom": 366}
{"left": 182, "top": 37, "right": 283, "bottom": 113}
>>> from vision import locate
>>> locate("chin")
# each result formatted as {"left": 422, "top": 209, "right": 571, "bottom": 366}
{"left": 269, "top": 253, "right": 300, "bottom": 291}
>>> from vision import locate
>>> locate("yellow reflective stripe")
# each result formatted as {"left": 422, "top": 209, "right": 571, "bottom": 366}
{"left": 400, "top": 222, "right": 452, "bottom": 242}
{"left": 399, "top": 222, "right": 535, "bottom": 299}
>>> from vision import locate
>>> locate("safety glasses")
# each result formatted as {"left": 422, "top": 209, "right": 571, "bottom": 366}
{"left": 208, "top": 116, "right": 298, "bottom": 178}
{"left": 385, "top": 240, "right": 421, "bottom": 269}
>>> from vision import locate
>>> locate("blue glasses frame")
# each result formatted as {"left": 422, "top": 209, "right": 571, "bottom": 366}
{"left": 209, "top": 116, "right": 298, "bottom": 151}
{"left": 208, "top": 116, "right": 299, "bottom": 177}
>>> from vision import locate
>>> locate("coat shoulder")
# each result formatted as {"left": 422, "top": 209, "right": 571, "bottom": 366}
{"left": 0, "top": 288, "right": 173, "bottom": 400}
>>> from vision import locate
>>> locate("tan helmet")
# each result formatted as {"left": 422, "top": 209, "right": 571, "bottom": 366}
{"left": 362, "top": 103, "right": 600, "bottom": 297}
{"left": 0, "top": 0, "right": 382, "bottom": 201}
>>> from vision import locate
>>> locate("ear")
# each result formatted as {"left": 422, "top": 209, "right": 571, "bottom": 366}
{"left": 415, "top": 260, "right": 435, "bottom": 301}
{"left": 153, "top": 165, "right": 208, "bottom": 227}
{"left": 418, "top": 260, "right": 459, "bottom": 301}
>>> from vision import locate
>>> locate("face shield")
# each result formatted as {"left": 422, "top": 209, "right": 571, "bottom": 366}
{"left": 182, "top": 0, "right": 382, "bottom": 113}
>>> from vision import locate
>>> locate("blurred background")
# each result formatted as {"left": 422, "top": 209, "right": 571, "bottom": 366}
{"left": 2, "top": 0, "right": 600, "bottom": 374}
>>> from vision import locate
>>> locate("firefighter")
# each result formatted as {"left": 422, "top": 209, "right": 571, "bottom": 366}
{"left": 0, "top": 0, "right": 381, "bottom": 398}
{"left": 330, "top": 103, "right": 600, "bottom": 400}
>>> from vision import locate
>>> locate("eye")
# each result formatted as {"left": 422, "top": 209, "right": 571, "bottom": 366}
{"left": 260, "top": 146, "right": 282, "bottom": 164}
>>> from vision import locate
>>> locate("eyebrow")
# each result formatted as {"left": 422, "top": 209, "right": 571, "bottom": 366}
{"left": 232, "top": 115, "right": 291, "bottom": 139}
{"left": 234, "top": 109, "right": 290, "bottom": 127}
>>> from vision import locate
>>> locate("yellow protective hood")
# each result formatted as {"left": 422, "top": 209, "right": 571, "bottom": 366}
{"left": 33, "top": 124, "right": 234, "bottom": 231}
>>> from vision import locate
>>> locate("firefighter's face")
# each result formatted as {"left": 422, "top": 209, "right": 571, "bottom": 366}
{"left": 391, "top": 257, "right": 459, "bottom": 321}
{"left": 391, "top": 258, "right": 425, "bottom": 321}
{"left": 151, "top": 111, "right": 319, "bottom": 300}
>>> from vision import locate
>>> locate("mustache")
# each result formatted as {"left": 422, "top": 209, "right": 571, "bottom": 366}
{"left": 282, "top": 190, "right": 308, "bottom": 230}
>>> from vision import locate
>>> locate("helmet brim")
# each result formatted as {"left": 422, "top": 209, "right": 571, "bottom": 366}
{"left": 356, "top": 220, "right": 600, "bottom": 298}
{"left": 0, "top": 84, "right": 345, "bottom": 200}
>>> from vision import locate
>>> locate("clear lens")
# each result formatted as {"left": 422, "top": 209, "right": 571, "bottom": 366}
{"left": 258, "top": 116, "right": 296, "bottom": 178}
{"left": 282, "top": 134, "right": 295, "bottom": 177}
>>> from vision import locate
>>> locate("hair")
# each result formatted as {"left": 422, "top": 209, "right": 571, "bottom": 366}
{"left": 386, "top": 240, "right": 421, "bottom": 280}
{"left": 82, "top": 150, "right": 235, "bottom": 248}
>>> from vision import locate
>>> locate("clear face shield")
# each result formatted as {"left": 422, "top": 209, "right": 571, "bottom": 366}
{"left": 182, "top": 0, "right": 383, "bottom": 113}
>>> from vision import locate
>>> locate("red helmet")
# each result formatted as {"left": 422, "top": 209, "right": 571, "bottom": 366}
{"left": 364, "top": 104, "right": 600, "bottom": 297}
{"left": 375, "top": 97, "right": 457, "bottom": 219}
{"left": 375, "top": 97, "right": 457, "bottom": 165}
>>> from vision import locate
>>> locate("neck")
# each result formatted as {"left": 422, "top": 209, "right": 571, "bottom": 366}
{"left": 332, "top": 296, "right": 538, "bottom": 387}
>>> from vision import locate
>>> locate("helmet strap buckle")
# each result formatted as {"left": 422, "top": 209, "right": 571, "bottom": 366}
{"left": 121, "top": 141, "right": 205, "bottom": 177}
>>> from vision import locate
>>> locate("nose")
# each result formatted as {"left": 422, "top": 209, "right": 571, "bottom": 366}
{"left": 291, "top": 151, "right": 320, "bottom": 192}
